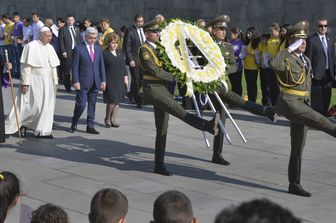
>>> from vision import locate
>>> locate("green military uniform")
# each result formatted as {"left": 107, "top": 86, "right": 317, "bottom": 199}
{"left": 271, "top": 21, "right": 336, "bottom": 197}
{"left": 207, "top": 15, "right": 275, "bottom": 165}
{"left": 138, "top": 18, "right": 220, "bottom": 176}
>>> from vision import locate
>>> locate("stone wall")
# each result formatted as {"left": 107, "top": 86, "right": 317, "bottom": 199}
{"left": 1, "top": 0, "right": 336, "bottom": 34}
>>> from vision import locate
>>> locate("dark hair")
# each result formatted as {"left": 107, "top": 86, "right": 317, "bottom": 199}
{"left": 23, "top": 17, "right": 31, "bottom": 23}
{"left": 214, "top": 198, "right": 302, "bottom": 223}
{"left": 2, "top": 13, "right": 11, "bottom": 20}
{"left": 89, "top": 188, "right": 128, "bottom": 223}
{"left": 120, "top": 25, "right": 127, "bottom": 33}
{"left": 66, "top": 14, "right": 75, "bottom": 19}
{"left": 245, "top": 26, "right": 260, "bottom": 49}
{"left": 0, "top": 171, "right": 20, "bottom": 223}
{"left": 56, "top": 17, "right": 65, "bottom": 23}
{"left": 31, "top": 203, "right": 69, "bottom": 223}
{"left": 153, "top": 190, "right": 193, "bottom": 223}
{"left": 12, "top": 11, "right": 20, "bottom": 17}
{"left": 279, "top": 24, "right": 291, "bottom": 50}
{"left": 31, "top": 12, "right": 39, "bottom": 17}
{"left": 134, "top": 14, "right": 143, "bottom": 21}
{"left": 83, "top": 18, "right": 93, "bottom": 25}
{"left": 231, "top": 27, "right": 244, "bottom": 42}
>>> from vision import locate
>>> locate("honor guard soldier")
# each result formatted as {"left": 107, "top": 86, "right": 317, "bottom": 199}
{"left": 138, "top": 18, "right": 220, "bottom": 176}
{"left": 207, "top": 15, "right": 275, "bottom": 166}
{"left": 271, "top": 21, "right": 336, "bottom": 197}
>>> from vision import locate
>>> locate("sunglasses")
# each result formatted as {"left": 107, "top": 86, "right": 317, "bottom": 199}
{"left": 319, "top": 24, "right": 328, "bottom": 28}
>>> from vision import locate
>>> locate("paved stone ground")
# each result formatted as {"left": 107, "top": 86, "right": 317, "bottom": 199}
{"left": 1, "top": 83, "right": 336, "bottom": 223}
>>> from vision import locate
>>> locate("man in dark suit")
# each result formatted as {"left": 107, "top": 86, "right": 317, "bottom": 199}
{"left": 59, "top": 14, "right": 82, "bottom": 92}
{"left": 123, "top": 14, "right": 145, "bottom": 108}
{"left": 70, "top": 27, "right": 106, "bottom": 134}
{"left": 305, "top": 18, "right": 336, "bottom": 115}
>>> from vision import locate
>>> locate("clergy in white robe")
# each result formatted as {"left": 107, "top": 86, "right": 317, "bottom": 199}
{"left": 5, "top": 26, "right": 60, "bottom": 138}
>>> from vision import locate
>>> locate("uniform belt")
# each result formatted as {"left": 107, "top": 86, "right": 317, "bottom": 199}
{"left": 280, "top": 87, "right": 309, "bottom": 97}
{"left": 143, "top": 75, "right": 161, "bottom": 81}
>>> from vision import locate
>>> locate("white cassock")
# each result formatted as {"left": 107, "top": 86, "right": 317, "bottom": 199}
{"left": 5, "top": 40, "right": 60, "bottom": 136}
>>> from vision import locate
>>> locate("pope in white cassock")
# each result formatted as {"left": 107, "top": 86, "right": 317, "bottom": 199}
{"left": 5, "top": 26, "right": 60, "bottom": 139}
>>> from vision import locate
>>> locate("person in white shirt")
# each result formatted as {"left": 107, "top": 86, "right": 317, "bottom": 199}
{"left": 5, "top": 26, "right": 60, "bottom": 139}
{"left": 31, "top": 12, "right": 44, "bottom": 40}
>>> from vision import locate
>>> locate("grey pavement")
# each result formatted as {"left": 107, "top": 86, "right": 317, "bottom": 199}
{"left": 1, "top": 82, "right": 336, "bottom": 223}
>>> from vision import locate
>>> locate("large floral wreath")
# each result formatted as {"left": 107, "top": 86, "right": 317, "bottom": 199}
{"left": 156, "top": 19, "right": 227, "bottom": 94}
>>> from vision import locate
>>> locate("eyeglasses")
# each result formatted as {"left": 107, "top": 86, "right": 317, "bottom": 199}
{"left": 319, "top": 24, "right": 328, "bottom": 28}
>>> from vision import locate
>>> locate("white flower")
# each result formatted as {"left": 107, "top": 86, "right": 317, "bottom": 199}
{"left": 160, "top": 20, "right": 227, "bottom": 84}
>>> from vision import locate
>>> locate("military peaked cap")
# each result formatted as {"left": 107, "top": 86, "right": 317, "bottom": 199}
{"left": 143, "top": 18, "right": 161, "bottom": 32}
{"left": 287, "top": 21, "right": 309, "bottom": 38}
{"left": 208, "top": 15, "right": 230, "bottom": 28}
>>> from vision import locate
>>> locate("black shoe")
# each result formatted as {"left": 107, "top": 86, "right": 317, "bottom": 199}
{"left": 19, "top": 126, "right": 27, "bottom": 138}
{"left": 111, "top": 122, "right": 120, "bottom": 128}
{"left": 36, "top": 134, "right": 54, "bottom": 139}
{"left": 289, "top": 183, "right": 311, "bottom": 197}
{"left": 104, "top": 119, "right": 111, "bottom": 128}
{"left": 136, "top": 104, "right": 143, "bottom": 109}
{"left": 265, "top": 107, "right": 277, "bottom": 123}
{"left": 154, "top": 166, "right": 173, "bottom": 176}
{"left": 65, "top": 88, "right": 72, "bottom": 92}
{"left": 69, "top": 124, "right": 77, "bottom": 133}
{"left": 212, "top": 154, "right": 231, "bottom": 166}
{"left": 86, "top": 127, "right": 99, "bottom": 134}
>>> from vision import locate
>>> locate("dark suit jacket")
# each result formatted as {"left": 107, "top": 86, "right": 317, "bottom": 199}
{"left": 123, "top": 25, "right": 142, "bottom": 65}
{"left": 59, "top": 25, "right": 82, "bottom": 55}
{"left": 305, "top": 33, "right": 335, "bottom": 80}
{"left": 72, "top": 42, "right": 106, "bottom": 89}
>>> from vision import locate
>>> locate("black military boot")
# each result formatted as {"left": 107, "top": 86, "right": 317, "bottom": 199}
{"left": 154, "top": 135, "right": 172, "bottom": 176}
{"left": 288, "top": 157, "right": 311, "bottom": 197}
{"left": 243, "top": 101, "right": 276, "bottom": 123}
{"left": 212, "top": 126, "right": 230, "bottom": 165}
{"left": 184, "top": 113, "right": 220, "bottom": 135}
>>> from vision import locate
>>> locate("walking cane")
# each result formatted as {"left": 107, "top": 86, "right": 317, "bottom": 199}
{"left": 4, "top": 49, "right": 22, "bottom": 145}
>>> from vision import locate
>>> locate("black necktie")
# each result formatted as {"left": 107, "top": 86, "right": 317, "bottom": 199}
{"left": 300, "top": 54, "right": 308, "bottom": 73}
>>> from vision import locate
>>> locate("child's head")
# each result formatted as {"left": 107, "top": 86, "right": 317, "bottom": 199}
{"left": 153, "top": 190, "right": 197, "bottom": 223}
{"left": 30, "top": 203, "right": 69, "bottom": 223}
{"left": 89, "top": 188, "right": 128, "bottom": 223}
{"left": 0, "top": 171, "right": 20, "bottom": 223}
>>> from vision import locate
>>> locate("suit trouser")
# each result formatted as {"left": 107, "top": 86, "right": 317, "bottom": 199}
{"left": 311, "top": 78, "right": 332, "bottom": 116}
{"left": 228, "top": 70, "right": 243, "bottom": 96}
{"left": 144, "top": 82, "right": 212, "bottom": 165}
{"left": 154, "top": 105, "right": 169, "bottom": 166}
{"left": 260, "top": 68, "right": 271, "bottom": 106}
{"left": 130, "top": 66, "right": 143, "bottom": 105}
{"left": 244, "top": 69, "right": 258, "bottom": 102}
{"left": 279, "top": 95, "right": 336, "bottom": 184}
{"left": 265, "top": 68, "right": 279, "bottom": 106}
{"left": 72, "top": 85, "right": 98, "bottom": 128}
{"left": 62, "top": 51, "right": 73, "bottom": 90}
{"left": 279, "top": 97, "right": 336, "bottom": 137}
{"left": 0, "top": 81, "right": 5, "bottom": 143}
{"left": 211, "top": 87, "right": 248, "bottom": 156}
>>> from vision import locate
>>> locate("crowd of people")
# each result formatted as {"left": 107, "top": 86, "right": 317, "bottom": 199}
{"left": 0, "top": 171, "right": 303, "bottom": 223}
{"left": 1, "top": 9, "right": 336, "bottom": 221}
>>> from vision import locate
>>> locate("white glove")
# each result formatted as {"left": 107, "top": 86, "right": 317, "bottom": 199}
{"left": 288, "top": 39, "right": 303, "bottom": 52}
